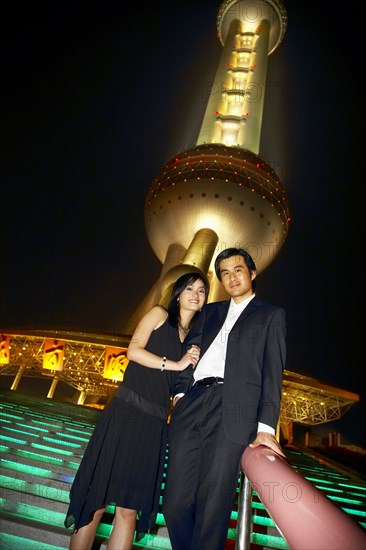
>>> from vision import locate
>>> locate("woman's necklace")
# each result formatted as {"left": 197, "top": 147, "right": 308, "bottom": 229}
{"left": 177, "top": 322, "right": 190, "bottom": 335}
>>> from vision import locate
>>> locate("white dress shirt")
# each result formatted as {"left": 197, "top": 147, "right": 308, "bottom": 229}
{"left": 194, "top": 294, "right": 255, "bottom": 381}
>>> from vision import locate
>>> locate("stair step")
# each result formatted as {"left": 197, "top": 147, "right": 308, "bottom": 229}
{"left": 1, "top": 445, "right": 81, "bottom": 472}
{"left": 0, "top": 481, "right": 70, "bottom": 511}
{"left": 0, "top": 515, "right": 70, "bottom": 549}
{"left": 0, "top": 529, "right": 67, "bottom": 550}
{"left": 0, "top": 461, "right": 74, "bottom": 486}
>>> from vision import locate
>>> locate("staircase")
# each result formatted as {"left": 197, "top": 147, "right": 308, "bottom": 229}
{"left": 1, "top": 390, "right": 365, "bottom": 550}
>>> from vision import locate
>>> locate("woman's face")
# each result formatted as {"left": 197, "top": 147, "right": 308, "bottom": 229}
{"left": 179, "top": 278, "right": 207, "bottom": 312}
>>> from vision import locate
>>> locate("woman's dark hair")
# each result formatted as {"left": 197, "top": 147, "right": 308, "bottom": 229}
{"left": 168, "top": 272, "right": 209, "bottom": 326}
{"left": 214, "top": 247, "right": 257, "bottom": 291}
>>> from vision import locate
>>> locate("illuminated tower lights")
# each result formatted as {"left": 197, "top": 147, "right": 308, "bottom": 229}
{"left": 125, "top": 0, "right": 290, "bottom": 333}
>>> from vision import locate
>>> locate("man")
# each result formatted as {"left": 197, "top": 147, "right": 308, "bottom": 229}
{"left": 163, "top": 247, "right": 287, "bottom": 550}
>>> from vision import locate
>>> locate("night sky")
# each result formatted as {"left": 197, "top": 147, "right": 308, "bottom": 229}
{"left": 2, "top": 2, "right": 364, "bottom": 447}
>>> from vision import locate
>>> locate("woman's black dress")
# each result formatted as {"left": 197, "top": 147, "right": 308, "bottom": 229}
{"left": 64, "top": 317, "right": 182, "bottom": 535}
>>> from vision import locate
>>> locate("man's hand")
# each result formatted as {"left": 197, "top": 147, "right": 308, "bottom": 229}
{"left": 249, "top": 432, "right": 286, "bottom": 458}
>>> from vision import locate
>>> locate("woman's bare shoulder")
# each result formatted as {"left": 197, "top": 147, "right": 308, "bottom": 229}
{"left": 140, "top": 304, "right": 168, "bottom": 329}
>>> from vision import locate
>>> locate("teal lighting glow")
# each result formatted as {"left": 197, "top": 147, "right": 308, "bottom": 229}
{"left": 345, "top": 490, "right": 366, "bottom": 498}
{"left": 253, "top": 514, "right": 276, "bottom": 527}
{"left": 133, "top": 533, "right": 173, "bottom": 548}
{"left": 64, "top": 427, "right": 94, "bottom": 436}
{"left": 55, "top": 432, "right": 90, "bottom": 442}
{"left": 31, "top": 420, "right": 62, "bottom": 428}
{"left": 340, "top": 507, "right": 366, "bottom": 518}
{"left": 227, "top": 527, "right": 237, "bottom": 539}
{"left": 0, "top": 435, "right": 26, "bottom": 445}
{"left": 96, "top": 523, "right": 112, "bottom": 537}
{"left": 251, "top": 500, "right": 266, "bottom": 511}
{"left": 16, "top": 422, "right": 49, "bottom": 432}
{"left": 42, "top": 437, "right": 81, "bottom": 448}
{"left": 314, "top": 485, "right": 344, "bottom": 493}
{"left": 68, "top": 461, "right": 82, "bottom": 470}
{"left": 305, "top": 476, "right": 334, "bottom": 485}
{"left": 17, "top": 449, "right": 64, "bottom": 465}
{"left": 0, "top": 474, "right": 69, "bottom": 502}
{"left": 5, "top": 499, "right": 66, "bottom": 525}
{"left": 31, "top": 443, "right": 74, "bottom": 456}
{"left": 2, "top": 427, "right": 40, "bottom": 438}
{"left": 155, "top": 512, "right": 166, "bottom": 526}
{"left": 0, "top": 412, "right": 22, "bottom": 420}
{"left": 1, "top": 458, "right": 52, "bottom": 477}
{"left": 327, "top": 495, "right": 363, "bottom": 505}
{"left": 340, "top": 482, "right": 366, "bottom": 492}
{"left": 251, "top": 532, "right": 289, "bottom": 549}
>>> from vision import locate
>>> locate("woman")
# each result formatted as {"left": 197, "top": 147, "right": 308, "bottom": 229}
{"left": 65, "top": 271, "right": 209, "bottom": 550}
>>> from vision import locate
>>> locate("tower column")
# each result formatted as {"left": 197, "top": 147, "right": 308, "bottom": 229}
{"left": 77, "top": 390, "right": 86, "bottom": 405}
{"left": 159, "top": 228, "right": 219, "bottom": 307}
{"left": 47, "top": 376, "right": 59, "bottom": 399}
{"left": 180, "top": 227, "right": 219, "bottom": 273}
{"left": 10, "top": 365, "right": 26, "bottom": 391}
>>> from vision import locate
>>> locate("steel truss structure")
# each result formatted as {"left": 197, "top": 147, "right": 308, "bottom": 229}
{"left": 0, "top": 330, "right": 359, "bottom": 425}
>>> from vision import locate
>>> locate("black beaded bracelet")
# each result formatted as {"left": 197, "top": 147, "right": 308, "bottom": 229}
{"left": 161, "top": 357, "right": 167, "bottom": 371}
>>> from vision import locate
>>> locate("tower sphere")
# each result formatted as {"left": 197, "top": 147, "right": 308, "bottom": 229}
{"left": 145, "top": 144, "right": 290, "bottom": 275}
{"left": 217, "top": 0, "right": 287, "bottom": 54}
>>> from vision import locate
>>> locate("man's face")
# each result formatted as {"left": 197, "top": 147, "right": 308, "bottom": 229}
{"left": 219, "top": 255, "right": 256, "bottom": 303}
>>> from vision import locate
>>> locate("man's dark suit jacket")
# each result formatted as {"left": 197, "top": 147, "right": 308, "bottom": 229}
{"left": 174, "top": 296, "right": 287, "bottom": 446}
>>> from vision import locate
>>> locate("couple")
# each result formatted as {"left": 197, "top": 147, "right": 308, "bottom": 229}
{"left": 65, "top": 247, "right": 287, "bottom": 550}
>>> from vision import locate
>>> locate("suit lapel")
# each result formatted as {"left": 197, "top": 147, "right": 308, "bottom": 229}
{"left": 232, "top": 296, "right": 261, "bottom": 330}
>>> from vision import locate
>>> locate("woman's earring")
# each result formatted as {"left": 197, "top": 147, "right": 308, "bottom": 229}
{"left": 177, "top": 298, "right": 180, "bottom": 302}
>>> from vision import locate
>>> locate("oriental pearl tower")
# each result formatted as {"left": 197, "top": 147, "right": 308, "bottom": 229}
{"left": 124, "top": 0, "right": 290, "bottom": 333}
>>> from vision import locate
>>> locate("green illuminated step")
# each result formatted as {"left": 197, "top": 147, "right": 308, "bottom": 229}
{"left": 0, "top": 425, "right": 86, "bottom": 453}
{"left": 0, "top": 528, "right": 175, "bottom": 550}
{"left": 0, "top": 475, "right": 70, "bottom": 509}
{"left": 0, "top": 394, "right": 101, "bottom": 427}
{"left": 0, "top": 502, "right": 173, "bottom": 550}
{"left": 0, "top": 437, "right": 85, "bottom": 460}
{"left": 0, "top": 435, "right": 84, "bottom": 460}
{"left": 0, "top": 530, "right": 67, "bottom": 550}
{"left": 0, "top": 414, "right": 94, "bottom": 443}
{"left": 0, "top": 459, "right": 74, "bottom": 487}
{"left": 0, "top": 507, "right": 71, "bottom": 548}
{"left": 251, "top": 532, "right": 289, "bottom": 549}
{"left": 285, "top": 448, "right": 366, "bottom": 528}
{"left": 0, "top": 444, "right": 81, "bottom": 472}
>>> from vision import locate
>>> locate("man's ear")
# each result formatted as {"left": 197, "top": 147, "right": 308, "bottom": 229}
{"left": 251, "top": 271, "right": 257, "bottom": 281}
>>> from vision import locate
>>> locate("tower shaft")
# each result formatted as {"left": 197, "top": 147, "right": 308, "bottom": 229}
{"left": 198, "top": 18, "right": 270, "bottom": 154}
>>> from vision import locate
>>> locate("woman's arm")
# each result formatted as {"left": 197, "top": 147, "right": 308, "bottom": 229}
{"left": 127, "top": 306, "right": 200, "bottom": 371}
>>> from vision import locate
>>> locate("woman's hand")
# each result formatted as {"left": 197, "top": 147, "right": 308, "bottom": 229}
{"left": 175, "top": 345, "right": 200, "bottom": 371}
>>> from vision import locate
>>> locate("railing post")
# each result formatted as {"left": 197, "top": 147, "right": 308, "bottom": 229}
{"left": 235, "top": 472, "right": 252, "bottom": 550}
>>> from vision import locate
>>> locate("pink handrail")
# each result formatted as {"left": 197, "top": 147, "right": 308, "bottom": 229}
{"left": 241, "top": 445, "right": 366, "bottom": 550}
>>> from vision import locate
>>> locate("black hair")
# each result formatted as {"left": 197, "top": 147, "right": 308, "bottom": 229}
{"left": 167, "top": 272, "right": 209, "bottom": 326}
{"left": 214, "top": 247, "right": 257, "bottom": 291}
